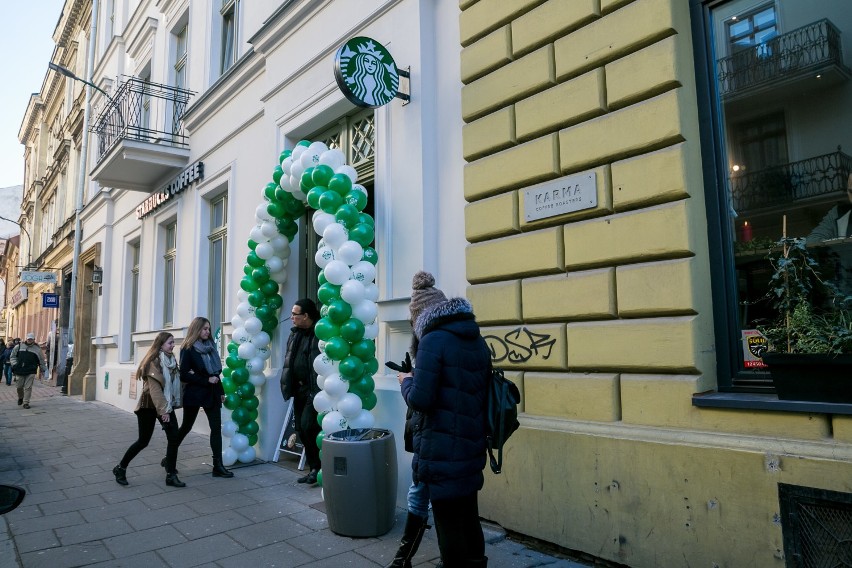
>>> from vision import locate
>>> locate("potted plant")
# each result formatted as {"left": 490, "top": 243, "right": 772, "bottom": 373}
{"left": 757, "top": 235, "right": 852, "bottom": 403}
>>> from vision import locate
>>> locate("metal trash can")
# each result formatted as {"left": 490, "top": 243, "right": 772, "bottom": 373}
{"left": 322, "top": 428, "right": 397, "bottom": 537}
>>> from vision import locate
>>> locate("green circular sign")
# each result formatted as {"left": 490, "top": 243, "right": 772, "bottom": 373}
{"left": 334, "top": 36, "right": 400, "bottom": 109}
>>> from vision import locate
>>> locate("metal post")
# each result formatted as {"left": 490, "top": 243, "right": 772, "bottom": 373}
{"left": 67, "top": 0, "right": 99, "bottom": 358}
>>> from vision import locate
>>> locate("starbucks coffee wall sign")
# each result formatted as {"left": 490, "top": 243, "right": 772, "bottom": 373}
{"left": 334, "top": 37, "right": 405, "bottom": 108}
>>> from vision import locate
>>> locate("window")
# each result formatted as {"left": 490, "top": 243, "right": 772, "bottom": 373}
{"left": 219, "top": 0, "right": 239, "bottom": 75}
{"left": 174, "top": 24, "right": 188, "bottom": 90}
{"left": 105, "top": 0, "right": 115, "bottom": 40}
{"left": 208, "top": 195, "right": 227, "bottom": 344}
{"left": 163, "top": 222, "right": 177, "bottom": 327}
{"left": 129, "top": 242, "right": 140, "bottom": 359}
{"left": 693, "top": 0, "right": 852, "bottom": 389}
{"left": 140, "top": 67, "right": 152, "bottom": 135}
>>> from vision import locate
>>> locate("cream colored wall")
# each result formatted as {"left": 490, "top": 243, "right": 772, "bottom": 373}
{"left": 459, "top": 0, "right": 852, "bottom": 566}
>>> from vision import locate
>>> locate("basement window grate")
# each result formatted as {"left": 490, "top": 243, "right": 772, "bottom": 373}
{"left": 778, "top": 483, "right": 852, "bottom": 567}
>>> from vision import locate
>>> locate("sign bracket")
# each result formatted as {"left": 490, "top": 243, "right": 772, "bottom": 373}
{"left": 396, "top": 66, "right": 411, "bottom": 105}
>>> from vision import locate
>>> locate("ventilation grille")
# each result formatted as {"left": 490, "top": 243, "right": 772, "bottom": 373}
{"left": 779, "top": 483, "right": 852, "bottom": 567}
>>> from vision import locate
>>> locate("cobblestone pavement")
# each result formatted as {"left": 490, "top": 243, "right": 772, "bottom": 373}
{"left": 0, "top": 390, "right": 590, "bottom": 567}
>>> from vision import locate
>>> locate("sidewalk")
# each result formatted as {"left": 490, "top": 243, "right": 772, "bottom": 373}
{"left": 0, "top": 382, "right": 589, "bottom": 567}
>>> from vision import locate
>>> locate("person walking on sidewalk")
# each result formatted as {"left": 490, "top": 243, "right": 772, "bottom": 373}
{"left": 0, "top": 340, "right": 14, "bottom": 386}
{"left": 113, "top": 332, "right": 185, "bottom": 487}
{"left": 176, "top": 317, "right": 233, "bottom": 478}
{"left": 10, "top": 333, "right": 47, "bottom": 409}
{"left": 280, "top": 298, "right": 322, "bottom": 486}
{"left": 397, "top": 271, "right": 491, "bottom": 567}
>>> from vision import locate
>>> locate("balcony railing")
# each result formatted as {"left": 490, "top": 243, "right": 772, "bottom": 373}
{"left": 717, "top": 19, "right": 845, "bottom": 98}
{"left": 730, "top": 150, "right": 852, "bottom": 213}
{"left": 92, "top": 77, "right": 194, "bottom": 162}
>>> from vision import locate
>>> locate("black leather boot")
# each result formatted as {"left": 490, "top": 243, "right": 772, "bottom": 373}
{"left": 212, "top": 458, "right": 234, "bottom": 478}
{"left": 112, "top": 465, "right": 128, "bottom": 486}
{"left": 386, "top": 512, "right": 429, "bottom": 568}
{"left": 161, "top": 457, "right": 178, "bottom": 474}
{"left": 166, "top": 473, "right": 186, "bottom": 487}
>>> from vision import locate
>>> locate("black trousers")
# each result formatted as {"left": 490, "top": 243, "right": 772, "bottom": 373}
{"left": 120, "top": 408, "right": 180, "bottom": 473}
{"left": 177, "top": 405, "right": 223, "bottom": 459}
{"left": 431, "top": 491, "right": 485, "bottom": 565}
{"left": 293, "top": 391, "right": 321, "bottom": 471}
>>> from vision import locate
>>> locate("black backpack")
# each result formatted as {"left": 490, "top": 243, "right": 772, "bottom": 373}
{"left": 485, "top": 367, "right": 521, "bottom": 474}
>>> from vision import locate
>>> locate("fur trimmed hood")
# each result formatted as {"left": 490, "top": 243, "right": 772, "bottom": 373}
{"left": 412, "top": 296, "right": 478, "bottom": 347}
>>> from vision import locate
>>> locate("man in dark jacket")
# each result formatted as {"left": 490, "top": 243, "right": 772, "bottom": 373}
{"left": 280, "top": 298, "right": 322, "bottom": 485}
{"left": 11, "top": 333, "right": 47, "bottom": 409}
{"left": 398, "top": 271, "right": 490, "bottom": 567}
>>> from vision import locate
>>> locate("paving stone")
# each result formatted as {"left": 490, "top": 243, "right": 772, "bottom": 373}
{"left": 183, "top": 490, "right": 260, "bottom": 515}
{"left": 18, "top": 541, "right": 115, "bottom": 568}
{"left": 286, "top": 527, "right": 373, "bottom": 560}
{"left": 227, "top": 514, "right": 313, "bottom": 548}
{"left": 12, "top": 528, "right": 60, "bottom": 554}
{"left": 87, "top": 550, "right": 172, "bottom": 567}
{"left": 124, "top": 503, "right": 198, "bottom": 531}
{"left": 7, "top": 510, "right": 84, "bottom": 535}
{"left": 102, "top": 524, "right": 187, "bottom": 557}
{"left": 172, "top": 509, "right": 253, "bottom": 540}
{"left": 215, "top": 540, "right": 317, "bottom": 568}
{"left": 40, "top": 493, "right": 108, "bottom": 516}
{"left": 158, "top": 533, "right": 247, "bottom": 567}
{"left": 55, "top": 517, "right": 134, "bottom": 545}
{"left": 234, "top": 496, "right": 310, "bottom": 523}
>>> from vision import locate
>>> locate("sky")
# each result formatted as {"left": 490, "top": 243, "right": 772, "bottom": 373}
{"left": 1, "top": 1, "right": 66, "bottom": 188}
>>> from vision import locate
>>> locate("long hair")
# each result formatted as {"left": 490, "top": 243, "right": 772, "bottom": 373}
{"left": 137, "top": 332, "right": 173, "bottom": 377}
{"left": 182, "top": 317, "right": 211, "bottom": 350}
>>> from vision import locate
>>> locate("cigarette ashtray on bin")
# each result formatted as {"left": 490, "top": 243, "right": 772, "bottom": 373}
{"left": 322, "top": 428, "right": 397, "bottom": 537}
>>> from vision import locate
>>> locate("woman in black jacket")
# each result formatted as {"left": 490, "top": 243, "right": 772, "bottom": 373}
{"left": 176, "top": 316, "right": 233, "bottom": 478}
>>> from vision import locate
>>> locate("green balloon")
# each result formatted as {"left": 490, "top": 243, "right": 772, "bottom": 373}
{"left": 247, "top": 433, "right": 259, "bottom": 447}
{"left": 247, "top": 251, "right": 265, "bottom": 268}
{"left": 338, "top": 356, "right": 365, "bottom": 379}
{"left": 316, "top": 430, "right": 325, "bottom": 450}
{"left": 252, "top": 267, "right": 270, "bottom": 284}
{"left": 361, "top": 247, "right": 378, "bottom": 265}
{"left": 361, "top": 391, "right": 378, "bottom": 411}
{"left": 318, "top": 271, "right": 328, "bottom": 285}
{"left": 335, "top": 203, "right": 360, "bottom": 228}
{"left": 226, "top": 355, "right": 245, "bottom": 369}
{"left": 320, "top": 305, "right": 330, "bottom": 318}
{"left": 328, "top": 173, "right": 353, "bottom": 196}
{"left": 221, "top": 377, "right": 237, "bottom": 394}
{"left": 327, "top": 300, "right": 353, "bottom": 324}
{"left": 264, "top": 182, "right": 278, "bottom": 201}
{"left": 350, "top": 339, "right": 375, "bottom": 361}
{"left": 279, "top": 149, "right": 291, "bottom": 163}
{"left": 248, "top": 409, "right": 259, "bottom": 422}
{"left": 267, "top": 295, "right": 284, "bottom": 310}
{"left": 364, "top": 357, "right": 379, "bottom": 375}
{"left": 237, "top": 382, "right": 256, "bottom": 399}
{"left": 314, "top": 318, "right": 340, "bottom": 341}
{"left": 350, "top": 374, "right": 375, "bottom": 397}
{"left": 260, "top": 280, "right": 279, "bottom": 297}
{"left": 284, "top": 196, "right": 306, "bottom": 217}
{"left": 272, "top": 165, "right": 284, "bottom": 184}
{"left": 232, "top": 407, "right": 251, "bottom": 425}
{"left": 297, "top": 139, "right": 311, "bottom": 147}
{"left": 248, "top": 239, "right": 258, "bottom": 250}
{"left": 358, "top": 212, "right": 374, "bottom": 226}
{"left": 300, "top": 167, "right": 316, "bottom": 191}
{"left": 324, "top": 336, "right": 350, "bottom": 361}
{"left": 340, "top": 318, "right": 365, "bottom": 342}
{"left": 317, "top": 283, "right": 341, "bottom": 305}
{"left": 262, "top": 318, "right": 279, "bottom": 334}
{"left": 344, "top": 189, "right": 368, "bottom": 212}
{"left": 312, "top": 164, "right": 335, "bottom": 187}
{"left": 242, "top": 396, "right": 259, "bottom": 411}
{"left": 239, "top": 420, "right": 259, "bottom": 435}
{"left": 240, "top": 276, "right": 259, "bottom": 292}
{"left": 319, "top": 190, "right": 344, "bottom": 214}
{"left": 279, "top": 219, "right": 299, "bottom": 240}
{"left": 317, "top": 411, "right": 327, "bottom": 427}
{"left": 316, "top": 469, "right": 323, "bottom": 487}
{"left": 255, "top": 305, "right": 272, "bottom": 320}
{"left": 223, "top": 393, "right": 241, "bottom": 410}
{"left": 243, "top": 264, "right": 253, "bottom": 276}
{"left": 227, "top": 342, "right": 239, "bottom": 354}
{"left": 307, "top": 186, "right": 325, "bottom": 209}
{"left": 231, "top": 367, "right": 249, "bottom": 384}
{"left": 222, "top": 367, "right": 233, "bottom": 378}
{"left": 267, "top": 201, "right": 286, "bottom": 219}
{"left": 349, "top": 223, "right": 374, "bottom": 247}
{"left": 248, "top": 290, "right": 266, "bottom": 307}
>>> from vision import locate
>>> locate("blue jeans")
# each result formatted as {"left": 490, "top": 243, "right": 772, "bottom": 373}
{"left": 3, "top": 364, "right": 11, "bottom": 385}
{"left": 407, "top": 478, "right": 430, "bottom": 519}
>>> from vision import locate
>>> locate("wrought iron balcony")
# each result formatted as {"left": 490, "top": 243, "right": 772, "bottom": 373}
{"left": 717, "top": 19, "right": 850, "bottom": 100}
{"left": 730, "top": 150, "right": 851, "bottom": 213}
{"left": 90, "top": 77, "right": 195, "bottom": 192}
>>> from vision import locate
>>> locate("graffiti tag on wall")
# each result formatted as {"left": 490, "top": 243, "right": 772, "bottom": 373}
{"left": 484, "top": 327, "right": 556, "bottom": 364}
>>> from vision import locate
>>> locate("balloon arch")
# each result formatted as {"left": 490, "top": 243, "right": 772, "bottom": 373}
{"left": 220, "top": 140, "right": 380, "bottom": 486}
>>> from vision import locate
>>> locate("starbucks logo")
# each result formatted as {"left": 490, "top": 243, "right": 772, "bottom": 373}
{"left": 334, "top": 37, "right": 400, "bottom": 108}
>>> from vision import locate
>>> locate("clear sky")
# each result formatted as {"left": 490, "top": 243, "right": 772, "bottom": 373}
{"left": 1, "top": 1, "right": 66, "bottom": 188}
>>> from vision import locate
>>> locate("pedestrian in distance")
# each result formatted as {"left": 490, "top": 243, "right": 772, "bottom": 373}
{"left": 0, "top": 340, "right": 14, "bottom": 386}
{"left": 112, "top": 331, "right": 185, "bottom": 487}
{"left": 176, "top": 317, "right": 234, "bottom": 478}
{"left": 10, "top": 333, "right": 47, "bottom": 409}
{"left": 397, "top": 271, "right": 491, "bottom": 567}
{"left": 280, "top": 298, "right": 322, "bottom": 486}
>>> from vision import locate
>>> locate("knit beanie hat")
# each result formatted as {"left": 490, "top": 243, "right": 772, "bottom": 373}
{"left": 409, "top": 271, "right": 448, "bottom": 324}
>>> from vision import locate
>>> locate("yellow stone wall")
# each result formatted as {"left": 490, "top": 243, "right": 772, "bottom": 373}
{"left": 458, "top": 0, "right": 852, "bottom": 566}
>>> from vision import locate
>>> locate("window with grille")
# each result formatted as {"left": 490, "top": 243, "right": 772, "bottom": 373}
{"left": 163, "top": 222, "right": 177, "bottom": 327}
{"left": 220, "top": 0, "right": 239, "bottom": 75}
{"left": 208, "top": 195, "right": 227, "bottom": 347}
{"left": 778, "top": 483, "right": 852, "bottom": 567}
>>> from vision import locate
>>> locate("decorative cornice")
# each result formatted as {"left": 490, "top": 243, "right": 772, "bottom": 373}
{"left": 126, "top": 16, "right": 158, "bottom": 62}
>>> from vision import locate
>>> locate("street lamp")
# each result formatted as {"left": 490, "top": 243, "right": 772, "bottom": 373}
{"left": 0, "top": 215, "right": 33, "bottom": 267}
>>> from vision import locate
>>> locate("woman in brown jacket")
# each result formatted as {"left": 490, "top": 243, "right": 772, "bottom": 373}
{"left": 113, "top": 332, "right": 185, "bottom": 487}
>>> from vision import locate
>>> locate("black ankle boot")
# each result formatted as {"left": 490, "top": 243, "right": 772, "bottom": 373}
{"left": 161, "top": 457, "right": 178, "bottom": 474}
{"left": 212, "top": 458, "right": 233, "bottom": 478}
{"left": 113, "top": 465, "right": 128, "bottom": 486}
{"left": 165, "top": 473, "right": 186, "bottom": 487}
{"left": 386, "top": 512, "right": 429, "bottom": 568}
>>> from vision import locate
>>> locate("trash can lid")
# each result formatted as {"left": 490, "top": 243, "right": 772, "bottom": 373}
{"left": 325, "top": 428, "right": 391, "bottom": 441}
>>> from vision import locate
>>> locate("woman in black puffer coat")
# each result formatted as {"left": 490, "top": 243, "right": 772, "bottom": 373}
{"left": 398, "top": 271, "right": 490, "bottom": 568}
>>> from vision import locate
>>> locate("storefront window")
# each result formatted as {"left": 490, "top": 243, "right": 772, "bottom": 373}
{"left": 696, "top": 0, "right": 852, "bottom": 386}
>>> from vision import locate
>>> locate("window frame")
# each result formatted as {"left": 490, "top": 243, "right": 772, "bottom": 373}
{"left": 128, "top": 241, "right": 140, "bottom": 361}
{"left": 219, "top": 0, "right": 239, "bottom": 75}
{"left": 163, "top": 221, "right": 177, "bottom": 328}
{"left": 207, "top": 194, "right": 228, "bottom": 344}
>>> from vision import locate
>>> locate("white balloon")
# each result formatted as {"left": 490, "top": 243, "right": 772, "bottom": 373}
{"left": 231, "top": 314, "right": 245, "bottom": 329}
{"left": 313, "top": 390, "right": 333, "bottom": 413}
{"left": 312, "top": 211, "right": 336, "bottom": 236}
{"left": 300, "top": 148, "right": 321, "bottom": 169}
{"left": 335, "top": 164, "right": 358, "bottom": 183}
{"left": 251, "top": 331, "right": 271, "bottom": 348}
{"left": 230, "top": 433, "right": 249, "bottom": 452}
{"left": 324, "top": 260, "right": 351, "bottom": 286}
{"left": 244, "top": 317, "right": 262, "bottom": 335}
{"left": 256, "top": 203, "right": 273, "bottom": 221}
{"left": 289, "top": 174, "right": 301, "bottom": 192}
{"left": 271, "top": 271, "right": 289, "bottom": 284}
{"left": 319, "top": 148, "right": 345, "bottom": 170}
{"left": 249, "top": 372, "right": 266, "bottom": 387}
{"left": 249, "top": 225, "right": 266, "bottom": 243}
{"left": 316, "top": 374, "right": 326, "bottom": 390}
{"left": 279, "top": 175, "right": 293, "bottom": 192}
{"left": 255, "top": 242, "right": 274, "bottom": 260}
{"left": 314, "top": 353, "right": 337, "bottom": 376}
{"left": 237, "top": 289, "right": 248, "bottom": 302}
{"left": 291, "top": 161, "right": 306, "bottom": 181}
{"left": 323, "top": 223, "right": 348, "bottom": 250}
{"left": 246, "top": 357, "right": 265, "bottom": 373}
{"left": 270, "top": 236, "right": 290, "bottom": 254}
{"left": 338, "top": 393, "right": 363, "bottom": 419}
{"left": 256, "top": 346, "right": 271, "bottom": 360}
{"left": 265, "top": 257, "right": 283, "bottom": 273}
{"left": 236, "top": 302, "right": 254, "bottom": 319}
{"left": 238, "top": 342, "right": 257, "bottom": 360}
{"left": 232, "top": 327, "right": 250, "bottom": 344}
{"left": 291, "top": 144, "right": 306, "bottom": 160}
{"left": 348, "top": 409, "right": 375, "bottom": 430}
{"left": 260, "top": 221, "right": 278, "bottom": 239}
{"left": 239, "top": 446, "right": 257, "bottom": 462}
{"left": 281, "top": 156, "right": 293, "bottom": 173}
{"left": 351, "top": 261, "right": 376, "bottom": 284}
{"left": 308, "top": 141, "right": 329, "bottom": 157}
{"left": 222, "top": 447, "right": 238, "bottom": 467}
{"left": 292, "top": 189, "right": 307, "bottom": 202}
{"left": 340, "top": 280, "right": 366, "bottom": 305}
{"left": 222, "top": 421, "right": 239, "bottom": 438}
{"left": 315, "top": 246, "right": 336, "bottom": 268}
{"left": 322, "top": 411, "right": 348, "bottom": 435}
{"left": 337, "top": 241, "right": 364, "bottom": 266}
{"left": 322, "top": 373, "right": 348, "bottom": 398}
{"left": 364, "top": 321, "right": 379, "bottom": 340}
{"left": 353, "top": 300, "right": 378, "bottom": 324}
{"left": 364, "top": 282, "right": 379, "bottom": 302}
{"left": 318, "top": 340, "right": 327, "bottom": 351}
{"left": 352, "top": 183, "right": 368, "bottom": 196}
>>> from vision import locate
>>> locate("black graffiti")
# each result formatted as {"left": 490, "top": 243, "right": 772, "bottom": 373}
{"left": 484, "top": 328, "right": 556, "bottom": 364}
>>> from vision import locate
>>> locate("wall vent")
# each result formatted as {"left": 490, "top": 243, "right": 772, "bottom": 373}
{"left": 778, "top": 483, "right": 852, "bottom": 567}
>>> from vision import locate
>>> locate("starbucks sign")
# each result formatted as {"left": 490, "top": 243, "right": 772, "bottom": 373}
{"left": 334, "top": 37, "right": 400, "bottom": 108}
